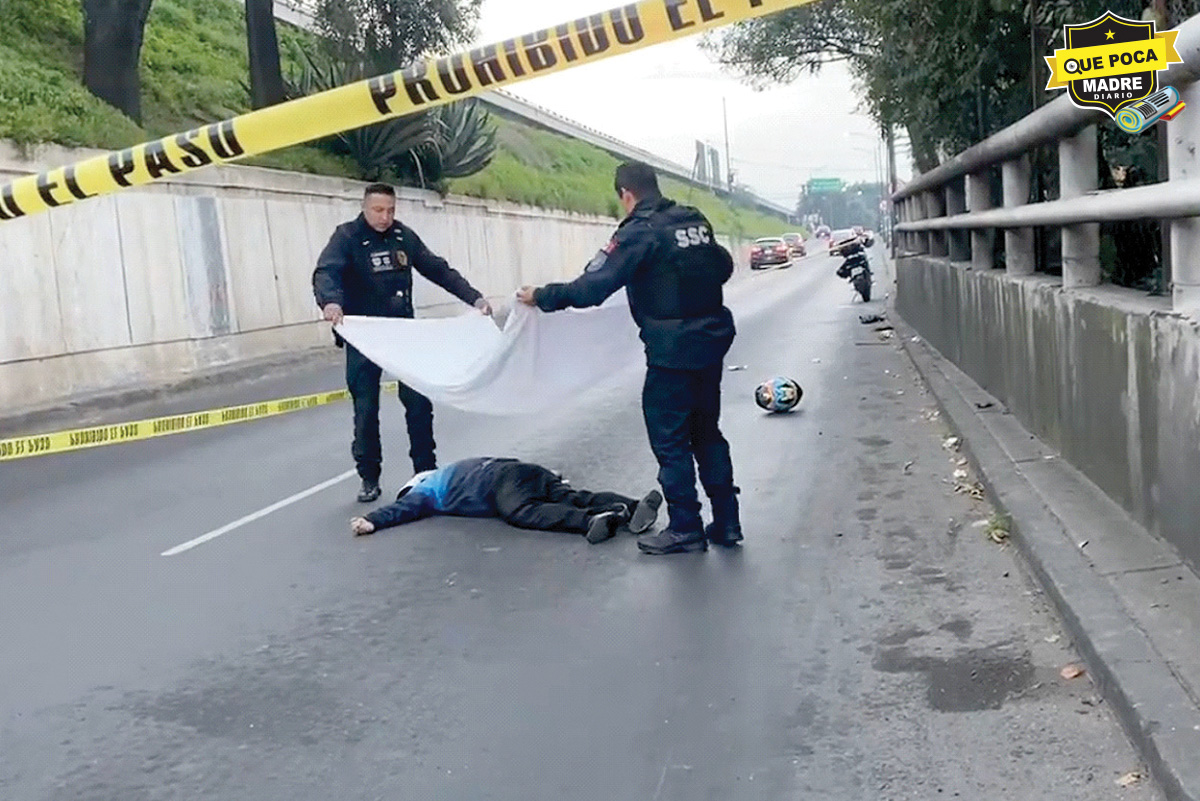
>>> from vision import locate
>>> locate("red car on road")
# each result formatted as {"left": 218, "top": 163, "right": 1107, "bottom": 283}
{"left": 750, "top": 237, "right": 792, "bottom": 270}
{"left": 782, "top": 233, "right": 807, "bottom": 259}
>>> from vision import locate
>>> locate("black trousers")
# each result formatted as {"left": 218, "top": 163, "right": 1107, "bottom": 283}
{"left": 642, "top": 363, "right": 737, "bottom": 533}
{"left": 346, "top": 344, "right": 436, "bottom": 481}
{"left": 491, "top": 462, "right": 635, "bottom": 533}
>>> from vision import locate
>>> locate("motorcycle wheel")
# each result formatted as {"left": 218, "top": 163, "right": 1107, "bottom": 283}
{"left": 855, "top": 274, "right": 871, "bottom": 302}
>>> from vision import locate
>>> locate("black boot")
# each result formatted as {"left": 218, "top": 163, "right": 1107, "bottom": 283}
{"left": 637, "top": 527, "right": 707, "bottom": 555}
{"left": 585, "top": 511, "right": 621, "bottom": 544}
{"left": 707, "top": 492, "right": 743, "bottom": 547}
{"left": 627, "top": 489, "right": 663, "bottom": 535}
{"left": 357, "top": 479, "right": 382, "bottom": 503}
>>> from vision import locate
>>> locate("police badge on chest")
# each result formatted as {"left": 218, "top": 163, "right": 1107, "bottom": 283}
{"left": 370, "top": 249, "right": 409, "bottom": 272}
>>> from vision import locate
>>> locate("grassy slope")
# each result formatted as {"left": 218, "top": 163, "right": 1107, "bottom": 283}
{"left": 0, "top": 0, "right": 793, "bottom": 237}
{"left": 450, "top": 118, "right": 793, "bottom": 238}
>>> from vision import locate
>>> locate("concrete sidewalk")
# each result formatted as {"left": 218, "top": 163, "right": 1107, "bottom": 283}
{"left": 894, "top": 307, "right": 1200, "bottom": 801}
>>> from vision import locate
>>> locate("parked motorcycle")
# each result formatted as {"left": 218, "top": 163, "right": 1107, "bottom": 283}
{"left": 834, "top": 237, "right": 872, "bottom": 302}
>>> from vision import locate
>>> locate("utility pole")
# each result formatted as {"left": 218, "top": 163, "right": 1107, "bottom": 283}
{"left": 886, "top": 123, "right": 898, "bottom": 257}
{"left": 723, "top": 97, "right": 734, "bottom": 192}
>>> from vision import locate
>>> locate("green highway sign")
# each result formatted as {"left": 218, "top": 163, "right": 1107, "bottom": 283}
{"left": 807, "top": 178, "right": 844, "bottom": 194}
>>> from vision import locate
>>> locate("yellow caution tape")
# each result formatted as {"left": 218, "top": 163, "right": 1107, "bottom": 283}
{"left": 0, "top": 382, "right": 399, "bottom": 462}
{"left": 0, "top": 0, "right": 816, "bottom": 221}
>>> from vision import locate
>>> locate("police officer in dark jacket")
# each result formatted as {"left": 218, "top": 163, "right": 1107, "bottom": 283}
{"left": 314, "top": 183, "right": 492, "bottom": 503}
{"left": 516, "top": 162, "right": 742, "bottom": 555}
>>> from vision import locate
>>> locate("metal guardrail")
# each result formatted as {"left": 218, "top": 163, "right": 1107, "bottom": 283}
{"left": 892, "top": 13, "right": 1200, "bottom": 311}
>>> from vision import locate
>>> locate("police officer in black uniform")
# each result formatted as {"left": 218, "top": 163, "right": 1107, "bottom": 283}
{"left": 516, "top": 162, "right": 742, "bottom": 555}
{"left": 314, "top": 183, "right": 491, "bottom": 503}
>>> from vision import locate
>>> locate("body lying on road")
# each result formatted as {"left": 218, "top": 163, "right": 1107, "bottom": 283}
{"left": 350, "top": 457, "right": 662, "bottom": 545}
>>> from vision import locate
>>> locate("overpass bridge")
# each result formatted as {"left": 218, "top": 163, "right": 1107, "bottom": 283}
{"left": 0, "top": 251, "right": 1157, "bottom": 800}
{"left": 1, "top": 4, "right": 1195, "bottom": 800}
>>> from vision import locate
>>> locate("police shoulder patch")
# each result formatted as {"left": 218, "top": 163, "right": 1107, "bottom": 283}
{"left": 585, "top": 250, "right": 609, "bottom": 273}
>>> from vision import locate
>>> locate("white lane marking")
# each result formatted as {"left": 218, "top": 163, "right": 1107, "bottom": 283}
{"left": 162, "top": 470, "right": 357, "bottom": 556}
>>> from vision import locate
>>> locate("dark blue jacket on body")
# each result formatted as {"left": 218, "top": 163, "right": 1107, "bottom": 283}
{"left": 364, "top": 457, "right": 518, "bottom": 528}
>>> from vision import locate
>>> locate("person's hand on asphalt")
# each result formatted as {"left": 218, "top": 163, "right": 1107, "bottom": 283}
{"left": 351, "top": 517, "right": 375, "bottom": 536}
{"left": 474, "top": 298, "right": 493, "bottom": 316}
{"left": 516, "top": 286, "right": 537, "bottom": 306}
{"left": 323, "top": 303, "right": 345, "bottom": 325}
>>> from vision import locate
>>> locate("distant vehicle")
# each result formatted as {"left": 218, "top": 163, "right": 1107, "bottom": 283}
{"left": 781, "top": 233, "right": 807, "bottom": 258}
{"left": 851, "top": 225, "right": 876, "bottom": 248}
{"left": 827, "top": 228, "right": 858, "bottom": 256}
{"left": 814, "top": 225, "right": 832, "bottom": 241}
{"left": 750, "top": 237, "right": 791, "bottom": 270}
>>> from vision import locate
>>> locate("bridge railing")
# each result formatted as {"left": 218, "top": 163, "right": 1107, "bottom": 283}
{"left": 893, "top": 13, "right": 1200, "bottom": 314}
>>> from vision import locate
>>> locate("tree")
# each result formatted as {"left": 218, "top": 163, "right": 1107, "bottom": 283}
{"left": 705, "top": 0, "right": 1040, "bottom": 172}
{"left": 246, "top": 0, "right": 286, "bottom": 109}
{"left": 314, "top": 0, "right": 483, "bottom": 71}
{"left": 81, "top": 0, "right": 155, "bottom": 122}
{"left": 707, "top": 0, "right": 1167, "bottom": 284}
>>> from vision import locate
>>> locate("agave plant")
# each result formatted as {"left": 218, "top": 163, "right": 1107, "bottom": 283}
{"left": 285, "top": 52, "right": 435, "bottom": 181}
{"left": 432, "top": 99, "right": 497, "bottom": 179}
{"left": 286, "top": 52, "right": 496, "bottom": 186}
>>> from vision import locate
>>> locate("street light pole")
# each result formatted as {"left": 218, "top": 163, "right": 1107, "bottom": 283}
{"left": 723, "top": 97, "right": 733, "bottom": 192}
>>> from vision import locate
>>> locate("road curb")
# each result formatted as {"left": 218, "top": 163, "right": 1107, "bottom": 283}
{"left": 894, "top": 316, "right": 1200, "bottom": 801}
{"left": 1, "top": 346, "right": 340, "bottom": 438}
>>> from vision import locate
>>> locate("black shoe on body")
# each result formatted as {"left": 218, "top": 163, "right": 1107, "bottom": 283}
{"left": 637, "top": 527, "right": 707, "bottom": 555}
{"left": 706, "top": 519, "right": 744, "bottom": 547}
{"left": 585, "top": 511, "right": 621, "bottom": 544}
{"left": 356, "top": 479, "right": 382, "bottom": 503}
{"left": 627, "top": 490, "right": 663, "bottom": 535}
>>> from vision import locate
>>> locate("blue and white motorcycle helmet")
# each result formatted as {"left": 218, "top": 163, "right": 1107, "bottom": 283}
{"left": 754, "top": 376, "right": 803, "bottom": 413}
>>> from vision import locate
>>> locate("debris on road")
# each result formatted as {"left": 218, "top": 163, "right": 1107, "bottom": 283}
{"left": 859, "top": 314, "right": 887, "bottom": 325}
{"left": 954, "top": 480, "right": 986, "bottom": 501}
{"left": 1115, "top": 771, "right": 1143, "bottom": 788}
{"left": 1060, "top": 664, "right": 1086, "bottom": 680}
{"left": 986, "top": 514, "right": 1011, "bottom": 544}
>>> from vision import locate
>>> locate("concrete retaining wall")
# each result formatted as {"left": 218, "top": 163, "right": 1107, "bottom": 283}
{"left": 0, "top": 143, "right": 753, "bottom": 415}
{"left": 897, "top": 256, "right": 1200, "bottom": 569}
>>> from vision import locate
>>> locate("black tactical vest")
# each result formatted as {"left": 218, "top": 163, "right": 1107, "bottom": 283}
{"left": 628, "top": 204, "right": 727, "bottom": 321}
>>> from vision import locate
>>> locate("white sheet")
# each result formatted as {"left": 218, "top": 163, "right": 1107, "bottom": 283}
{"left": 334, "top": 298, "right": 644, "bottom": 414}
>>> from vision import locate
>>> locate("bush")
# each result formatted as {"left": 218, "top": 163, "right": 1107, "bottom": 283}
{"left": 0, "top": 44, "right": 144, "bottom": 147}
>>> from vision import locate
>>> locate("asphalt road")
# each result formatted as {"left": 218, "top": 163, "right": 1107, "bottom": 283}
{"left": 0, "top": 251, "right": 1162, "bottom": 800}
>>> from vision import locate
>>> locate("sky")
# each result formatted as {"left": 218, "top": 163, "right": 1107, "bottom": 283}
{"left": 471, "top": 0, "right": 909, "bottom": 210}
